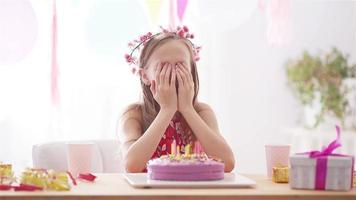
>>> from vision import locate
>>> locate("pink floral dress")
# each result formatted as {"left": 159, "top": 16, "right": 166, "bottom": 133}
{"left": 142, "top": 114, "right": 195, "bottom": 172}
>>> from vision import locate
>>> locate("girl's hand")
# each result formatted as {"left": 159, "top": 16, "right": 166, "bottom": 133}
{"left": 150, "top": 62, "right": 177, "bottom": 112}
{"left": 176, "top": 62, "right": 195, "bottom": 114}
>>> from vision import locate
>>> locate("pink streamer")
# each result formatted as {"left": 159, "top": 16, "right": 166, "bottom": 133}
{"left": 66, "top": 171, "right": 77, "bottom": 185}
{"left": 258, "top": 0, "right": 266, "bottom": 11}
{"left": 177, "top": 0, "right": 188, "bottom": 24}
{"left": 14, "top": 184, "right": 43, "bottom": 191}
{"left": 168, "top": 0, "right": 176, "bottom": 30}
{"left": 78, "top": 173, "right": 97, "bottom": 182}
{"left": 264, "top": 0, "right": 293, "bottom": 46}
{"left": 51, "top": 0, "right": 59, "bottom": 106}
{"left": 0, "top": 185, "right": 12, "bottom": 191}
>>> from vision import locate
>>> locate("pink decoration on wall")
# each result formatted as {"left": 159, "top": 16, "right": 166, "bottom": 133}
{"left": 51, "top": 0, "right": 59, "bottom": 106}
{"left": 177, "top": 0, "right": 188, "bottom": 24}
{"left": 258, "top": 0, "right": 266, "bottom": 11}
{"left": 265, "top": 0, "right": 293, "bottom": 46}
{"left": 168, "top": 0, "right": 176, "bottom": 29}
{"left": 0, "top": 0, "right": 37, "bottom": 64}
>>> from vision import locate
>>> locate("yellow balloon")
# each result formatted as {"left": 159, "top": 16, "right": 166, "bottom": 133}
{"left": 146, "top": 0, "right": 163, "bottom": 26}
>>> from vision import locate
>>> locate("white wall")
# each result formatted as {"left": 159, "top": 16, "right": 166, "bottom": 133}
{"left": 196, "top": 0, "right": 356, "bottom": 174}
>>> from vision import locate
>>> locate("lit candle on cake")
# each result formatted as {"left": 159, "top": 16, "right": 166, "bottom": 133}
{"left": 177, "top": 146, "right": 180, "bottom": 156}
{"left": 185, "top": 144, "right": 191, "bottom": 156}
{"left": 171, "top": 140, "right": 176, "bottom": 155}
{"left": 194, "top": 141, "right": 202, "bottom": 155}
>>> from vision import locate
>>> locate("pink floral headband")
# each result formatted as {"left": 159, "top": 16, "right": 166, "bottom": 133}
{"left": 124, "top": 26, "right": 201, "bottom": 74}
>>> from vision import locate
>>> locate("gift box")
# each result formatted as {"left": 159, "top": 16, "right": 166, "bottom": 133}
{"left": 272, "top": 166, "right": 289, "bottom": 183}
{"left": 290, "top": 126, "right": 355, "bottom": 191}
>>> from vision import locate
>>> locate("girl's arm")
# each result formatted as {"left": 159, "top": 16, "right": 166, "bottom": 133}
{"left": 120, "top": 63, "right": 177, "bottom": 173}
{"left": 176, "top": 63, "right": 235, "bottom": 172}
{"left": 181, "top": 103, "right": 235, "bottom": 172}
{"left": 120, "top": 106, "right": 175, "bottom": 172}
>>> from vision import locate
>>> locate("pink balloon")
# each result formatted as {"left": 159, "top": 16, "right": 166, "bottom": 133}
{"left": 0, "top": 0, "right": 38, "bottom": 64}
{"left": 177, "top": 0, "right": 188, "bottom": 23}
{"left": 266, "top": 0, "right": 293, "bottom": 47}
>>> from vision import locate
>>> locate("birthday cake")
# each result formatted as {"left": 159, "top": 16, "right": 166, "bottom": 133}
{"left": 147, "top": 143, "right": 225, "bottom": 181}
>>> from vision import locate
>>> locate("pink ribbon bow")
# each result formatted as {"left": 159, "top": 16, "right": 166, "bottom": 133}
{"left": 308, "top": 125, "right": 341, "bottom": 158}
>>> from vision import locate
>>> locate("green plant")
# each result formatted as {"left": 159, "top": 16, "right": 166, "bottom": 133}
{"left": 286, "top": 48, "right": 356, "bottom": 127}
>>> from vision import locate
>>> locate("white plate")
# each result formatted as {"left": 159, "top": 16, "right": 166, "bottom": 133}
{"left": 123, "top": 173, "right": 256, "bottom": 188}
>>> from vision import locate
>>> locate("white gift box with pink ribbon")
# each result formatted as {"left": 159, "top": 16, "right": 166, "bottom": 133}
{"left": 289, "top": 126, "right": 355, "bottom": 191}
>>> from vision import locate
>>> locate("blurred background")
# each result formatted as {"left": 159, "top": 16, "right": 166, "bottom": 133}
{"left": 1, "top": 0, "right": 356, "bottom": 174}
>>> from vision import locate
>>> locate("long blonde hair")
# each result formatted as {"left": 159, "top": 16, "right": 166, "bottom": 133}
{"left": 139, "top": 33, "right": 200, "bottom": 131}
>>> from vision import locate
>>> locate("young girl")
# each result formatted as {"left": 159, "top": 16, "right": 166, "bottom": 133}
{"left": 120, "top": 26, "right": 235, "bottom": 173}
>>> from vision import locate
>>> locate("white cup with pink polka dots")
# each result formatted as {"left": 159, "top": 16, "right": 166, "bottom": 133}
{"left": 265, "top": 144, "right": 290, "bottom": 179}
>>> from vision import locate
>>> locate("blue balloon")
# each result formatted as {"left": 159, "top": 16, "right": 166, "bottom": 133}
{"left": 86, "top": 0, "right": 149, "bottom": 57}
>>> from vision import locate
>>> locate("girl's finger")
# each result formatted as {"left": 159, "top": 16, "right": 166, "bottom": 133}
{"left": 150, "top": 80, "right": 156, "bottom": 95}
{"left": 160, "top": 63, "right": 169, "bottom": 85}
{"left": 179, "top": 62, "right": 189, "bottom": 70}
{"left": 177, "top": 65, "right": 188, "bottom": 85}
{"left": 182, "top": 62, "right": 194, "bottom": 82}
{"left": 170, "top": 66, "right": 176, "bottom": 86}
{"left": 164, "top": 64, "right": 172, "bottom": 85}
{"left": 155, "top": 62, "right": 163, "bottom": 85}
{"left": 176, "top": 67, "right": 184, "bottom": 87}
{"left": 178, "top": 63, "right": 192, "bottom": 81}
{"left": 181, "top": 63, "right": 194, "bottom": 87}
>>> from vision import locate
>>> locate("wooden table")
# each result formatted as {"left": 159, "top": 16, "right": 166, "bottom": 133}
{"left": 1, "top": 173, "right": 355, "bottom": 200}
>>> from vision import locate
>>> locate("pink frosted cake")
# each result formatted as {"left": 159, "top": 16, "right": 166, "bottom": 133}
{"left": 147, "top": 153, "right": 225, "bottom": 181}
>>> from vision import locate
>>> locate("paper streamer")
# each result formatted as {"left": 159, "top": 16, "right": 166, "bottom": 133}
{"left": 177, "top": 0, "right": 188, "bottom": 24}
{"left": 258, "top": 0, "right": 266, "bottom": 11}
{"left": 51, "top": 0, "right": 59, "bottom": 106}
{"left": 168, "top": 0, "right": 176, "bottom": 30}
{"left": 78, "top": 173, "right": 97, "bottom": 182}
{"left": 265, "top": 0, "right": 293, "bottom": 46}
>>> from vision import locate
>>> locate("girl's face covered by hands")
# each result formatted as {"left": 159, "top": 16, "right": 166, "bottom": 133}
{"left": 142, "top": 39, "right": 192, "bottom": 84}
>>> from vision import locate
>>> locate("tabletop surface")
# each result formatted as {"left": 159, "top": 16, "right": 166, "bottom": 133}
{"left": 0, "top": 173, "right": 355, "bottom": 200}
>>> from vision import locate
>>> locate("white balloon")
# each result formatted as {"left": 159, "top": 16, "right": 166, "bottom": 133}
{"left": 0, "top": 0, "right": 38, "bottom": 65}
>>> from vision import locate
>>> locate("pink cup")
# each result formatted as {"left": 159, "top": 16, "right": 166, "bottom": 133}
{"left": 265, "top": 144, "right": 290, "bottom": 179}
{"left": 66, "top": 143, "right": 94, "bottom": 178}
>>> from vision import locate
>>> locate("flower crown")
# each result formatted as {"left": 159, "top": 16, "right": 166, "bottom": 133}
{"left": 124, "top": 26, "right": 201, "bottom": 74}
